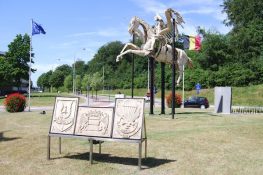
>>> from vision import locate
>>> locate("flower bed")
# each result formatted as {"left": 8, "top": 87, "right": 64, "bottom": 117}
{"left": 4, "top": 93, "right": 26, "bottom": 112}
{"left": 166, "top": 92, "right": 182, "bottom": 108}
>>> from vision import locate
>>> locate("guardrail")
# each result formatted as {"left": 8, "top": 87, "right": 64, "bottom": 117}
{"left": 231, "top": 106, "right": 263, "bottom": 114}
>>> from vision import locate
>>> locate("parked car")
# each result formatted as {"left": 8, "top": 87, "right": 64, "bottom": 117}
{"left": 184, "top": 96, "right": 209, "bottom": 109}
{"left": 144, "top": 92, "right": 150, "bottom": 101}
{"left": 0, "top": 90, "right": 28, "bottom": 97}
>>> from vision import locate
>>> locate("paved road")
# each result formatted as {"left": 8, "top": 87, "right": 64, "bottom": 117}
{"left": 0, "top": 94, "right": 163, "bottom": 112}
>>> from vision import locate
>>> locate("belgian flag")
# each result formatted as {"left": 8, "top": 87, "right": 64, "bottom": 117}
{"left": 180, "top": 35, "right": 201, "bottom": 51}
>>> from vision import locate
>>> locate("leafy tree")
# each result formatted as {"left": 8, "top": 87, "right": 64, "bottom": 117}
{"left": 5, "top": 34, "right": 32, "bottom": 88}
{"left": 44, "top": 70, "right": 53, "bottom": 91}
{"left": 87, "top": 41, "right": 138, "bottom": 89}
{"left": 81, "top": 74, "right": 92, "bottom": 91}
{"left": 63, "top": 75, "right": 73, "bottom": 93}
{"left": 91, "top": 72, "right": 103, "bottom": 99}
{"left": 37, "top": 71, "right": 52, "bottom": 92}
{"left": 212, "top": 63, "right": 254, "bottom": 86}
{"left": 74, "top": 60, "right": 85, "bottom": 76}
{"left": 195, "top": 32, "right": 231, "bottom": 71}
{"left": 222, "top": 0, "right": 263, "bottom": 29}
{"left": 75, "top": 75, "right": 82, "bottom": 92}
{"left": 227, "top": 21, "right": 263, "bottom": 63}
{"left": 49, "top": 70, "right": 64, "bottom": 90}
{"left": 37, "top": 73, "right": 45, "bottom": 90}
{"left": 88, "top": 41, "right": 123, "bottom": 74}
{"left": 222, "top": 0, "right": 263, "bottom": 63}
{"left": 0, "top": 56, "right": 13, "bottom": 87}
{"left": 55, "top": 64, "right": 72, "bottom": 76}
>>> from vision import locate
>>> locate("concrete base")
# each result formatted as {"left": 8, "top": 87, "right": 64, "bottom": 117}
{"left": 214, "top": 87, "right": 232, "bottom": 114}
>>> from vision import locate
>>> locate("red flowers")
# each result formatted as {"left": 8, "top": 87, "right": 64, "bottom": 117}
{"left": 4, "top": 93, "right": 27, "bottom": 112}
{"left": 166, "top": 92, "right": 182, "bottom": 108}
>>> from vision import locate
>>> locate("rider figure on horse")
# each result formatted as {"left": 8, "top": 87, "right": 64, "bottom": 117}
{"left": 150, "top": 8, "right": 184, "bottom": 58}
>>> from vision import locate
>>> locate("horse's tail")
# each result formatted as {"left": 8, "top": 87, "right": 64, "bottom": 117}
{"left": 187, "top": 57, "right": 193, "bottom": 68}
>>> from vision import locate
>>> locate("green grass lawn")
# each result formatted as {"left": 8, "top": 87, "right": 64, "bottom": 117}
{"left": 0, "top": 92, "right": 85, "bottom": 107}
{"left": 1, "top": 109, "right": 263, "bottom": 175}
{"left": 104, "top": 84, "right": 263, "bottom": 106}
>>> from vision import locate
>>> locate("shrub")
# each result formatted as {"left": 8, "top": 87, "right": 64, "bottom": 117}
{"left": 4, "top": 93, "right": 26, "bottom": 112}
{"left": 166, "top": 92, "right": 182, "bottom": 108}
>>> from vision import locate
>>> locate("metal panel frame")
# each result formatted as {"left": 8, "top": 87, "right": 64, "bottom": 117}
{"left": 47, "top": 126, "right": 147, "bottom": 170}
{"left": 47, "top": 98, "right": 147, "bottom": 170}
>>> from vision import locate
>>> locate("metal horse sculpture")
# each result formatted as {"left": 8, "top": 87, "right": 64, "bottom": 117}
{"left": 116, "top": 8, "right": 193, "bottom": 85}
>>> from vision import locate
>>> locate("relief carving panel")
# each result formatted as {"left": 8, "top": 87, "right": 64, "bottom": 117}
{"left": 50, "top": 97, "right": 79, "bottom": 134}
{"left": 112, "top": 99, "right": 144, "bottom": 139}
{"left": 75, "top": 107, "right": 114, "bottom": 137}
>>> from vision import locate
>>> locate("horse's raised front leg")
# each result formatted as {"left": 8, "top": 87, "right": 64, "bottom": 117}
{"left": 117, "top": 49, "right": 150, "bottom": 62}
{"left": 116, "top": 43, "right": 140, "bottom": 62}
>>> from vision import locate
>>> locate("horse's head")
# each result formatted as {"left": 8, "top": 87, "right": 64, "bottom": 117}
{"left": 128, "top": 16, "right": 140, "bottom": 35}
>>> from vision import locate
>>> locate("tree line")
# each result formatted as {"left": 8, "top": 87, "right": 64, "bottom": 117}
{"left": 37, "top": 0, "right": 263, "bottom": 92}
{"left": 1, "top": 0, "right": 262, "bottom": 94}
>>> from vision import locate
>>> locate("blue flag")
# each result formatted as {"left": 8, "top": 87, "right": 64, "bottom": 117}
{"left": 32, "top": 20, "right": 46, "bottom": 35}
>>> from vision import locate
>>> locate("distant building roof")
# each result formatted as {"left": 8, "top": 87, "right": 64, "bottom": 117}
{"left": 0, "top": 51, "right": 6, "bottom": 56}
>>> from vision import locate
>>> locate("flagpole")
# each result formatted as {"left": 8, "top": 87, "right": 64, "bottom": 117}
{"left": 28, "top": 19, "right": 32, "bottom": 112}
{"left": 182, "top": 65, "right": 185, "bottom": 108}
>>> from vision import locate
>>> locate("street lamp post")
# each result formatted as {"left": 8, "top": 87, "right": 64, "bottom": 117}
{"left": 103, "top": 65, "right": 104, "bottom": 94}
{"left": 72, "top": 56, "right": 76, "bottom": 95}
{"left": 72, "top": 48, "right": 86, "bottom": 95}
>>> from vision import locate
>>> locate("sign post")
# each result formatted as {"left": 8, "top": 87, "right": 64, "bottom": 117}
{"left": 195, "top": 83, "right": 201, "bottom": 95}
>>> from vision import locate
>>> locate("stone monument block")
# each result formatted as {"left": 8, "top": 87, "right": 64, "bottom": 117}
{"left": 214, "top": 87, "right": 232, "bottom": 114}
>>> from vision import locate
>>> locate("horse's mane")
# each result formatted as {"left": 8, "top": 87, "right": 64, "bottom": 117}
{"left": 139, "top": 22, "right": 148, "bottom": 43}
{"left": 134, "top": 16, "right": 152, "bottom": 43}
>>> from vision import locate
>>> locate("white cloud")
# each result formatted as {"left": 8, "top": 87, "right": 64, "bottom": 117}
{"left": 33, "top": 63, "right": 58, "bottom": 72}
{"left": 181, "top": 23, "right": 198, "bottom": 36}
{"left": 217, "top": 25, "right": 232, "bottom": 34}
{"left": 68, "top": 32, "right": 97, "bottom": 37}
{"left": 50, "top": 41, "right": 80, "bottom": 49}
{"left": 181, "top": 7, "right": 215, "bottom": 15}
{"left": 214, "top": 10, "right": 227, "bottom": 21}
{"left": 68, "top": 27, "right": 128, "bottom": 38}
{"left": 169, "top": 0, "right": 220, "bottom": 8}
{"left": 131, "top": 0, "right": 225, "bottom": 22}
{"left": 131, "top": 0, "right": 167, "bottom": 14}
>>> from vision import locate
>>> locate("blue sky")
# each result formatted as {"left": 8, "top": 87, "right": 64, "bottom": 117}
{"left": 0, "top": 0, "right": 230, "bottom": 86}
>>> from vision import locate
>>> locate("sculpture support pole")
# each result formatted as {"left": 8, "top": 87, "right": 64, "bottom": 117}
{"left": 150, "top": 57, "right": 154, "bottom": 114}
{"left": 131, "top": 34, "right": 135, "bottom": 98}
{"left": 171, "top": 18, "right": 176, "bottom": 119}
{"left": 161, "top": 63, "right": 165, "bottom": 114}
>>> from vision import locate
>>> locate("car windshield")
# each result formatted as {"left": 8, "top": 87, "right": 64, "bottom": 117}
{"left": 188, "top": 96, "right": 197, "bottom": 102}
{"left": 187, "top": 96, "right": 207, "bottom": 102}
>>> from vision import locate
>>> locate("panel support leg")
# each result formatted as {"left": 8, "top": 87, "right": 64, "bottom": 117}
{"left": 89, "top": 140, "right": 93, "bottom": 165}
{"left": 144, "top": 139, "right": 147, "bottom": 158}
{"left": 47, "top": 136, "right": 50, "bottom": 160}
{"left": 99, "top": 141, "right": 102, "bottom": 154}
{"left": 59, "top": 137, "right": 61, "bottom": 154}
{"left": 138, "top": 142, "right": 142, "bottom": 170}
